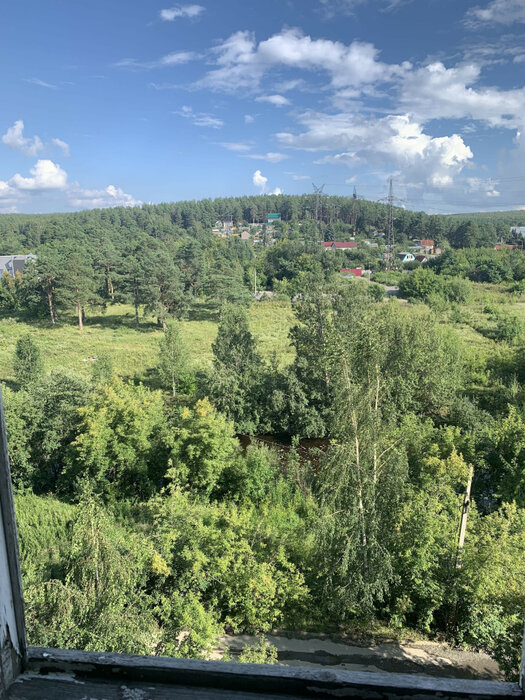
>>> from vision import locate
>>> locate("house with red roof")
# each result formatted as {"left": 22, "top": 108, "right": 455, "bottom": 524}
{"left": 340, "top": 268, "right": 363, "bottom": 277}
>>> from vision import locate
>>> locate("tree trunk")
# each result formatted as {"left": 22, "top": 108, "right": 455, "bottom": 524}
{"left": 47, "top": 291, "right": 55, "bottom": 327}
{"left": 135, "top": 302, "right": 140, "bottom": 329}
{"left": 352, "top": 411, "right": 368, "bottom": 571}
{"left": 77, "top": 304, "right": 83, "bottom": 331}
{"left": 106, "top": 265, "right": 114, "bottom": 300}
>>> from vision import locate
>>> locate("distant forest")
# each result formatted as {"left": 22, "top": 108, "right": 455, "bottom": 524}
{"left": 1, "top": 194, "right": 525, "bottom": 253}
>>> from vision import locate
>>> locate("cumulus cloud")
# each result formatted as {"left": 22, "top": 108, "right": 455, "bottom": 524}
{"left": 243, "top": 152, "right": 289, "bottom": 163}
{"left": 399, "top": 62, "right": 525, "bottom": 128}
{"left": 115, "top": 51, "right": 197, "bottom": 70}
{"left": 2, "top": 121, "right": 72, "bottom": 159}
{"left": 466, "top": 177, "right": 500, "bottom": 197}
{"left": 2, "top": 121, "right": 43, "bottom": 157}
{"left": 244, "top": 114, "right": 255, "bottom": 124}
{"left": 175, "top": 105, "right": 223, "bottom": 128}
{"left": 278, "top": 112, "right": 473, "bottom": 189}
{"left": 68, "top": 184, "right": 142, "bottom": 209}
{"left": 0, "top": 180, "right": 20, "bottom": 207}
{"left": 0, "top": 159, "right": 141, "bottom": 211}
{"left": 253, "top": 170, "right": 268, "bottom": 192}
{"left": 466, "top": 0, "right": 525, "bottom": 26}
{"left": 9, "top": 160, "right": 68, "bottom": 191}
{"left": 197, "top": 28, "right": 410, "bottom": 93}
{"left": 255, "top": 94, "right": 291, "bottom": 107}
{"left": 270, "top": 187, "right": 282, "bottom": 195}
{"left": 0, "top": 159, "right": 68, "bottom": 209}
{"left": 160, "top": 4, "right": 205, "bottom": 21}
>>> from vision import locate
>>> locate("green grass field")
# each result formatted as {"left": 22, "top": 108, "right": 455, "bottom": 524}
{"left": 0, "top": 300, "right": 295, "bottom": 384}
{"left": 1, "top": 283, "right": 523, "bottom": 388}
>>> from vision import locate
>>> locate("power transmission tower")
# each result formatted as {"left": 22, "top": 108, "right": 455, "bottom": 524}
{"left": 312, "top": 183, "right": 325, "bottom": 222}
{"left": 351, "top": 186, "right": 359, "bottom": 233}
{"left": 379, "top": 178, "right": 403, "bottom": 269}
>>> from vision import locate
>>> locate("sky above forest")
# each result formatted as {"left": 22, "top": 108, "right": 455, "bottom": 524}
{"left": 1, "top": 0, "right": 525, "bottom": 215}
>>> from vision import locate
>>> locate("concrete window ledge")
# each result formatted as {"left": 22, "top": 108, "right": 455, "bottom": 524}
{"left": 6, "top": 646, "right": 523, "bottom": 699}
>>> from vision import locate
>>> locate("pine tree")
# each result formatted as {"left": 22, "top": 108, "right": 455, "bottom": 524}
{"left": 13, "top": 334, "right": 43, "bottom": 386}
{"left": 207, "top": 304, "right": 262, "bottom": 433}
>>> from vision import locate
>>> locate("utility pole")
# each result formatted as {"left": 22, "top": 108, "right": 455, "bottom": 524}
{"left": 455, "top": 464, "right": 474, "bottom": 569}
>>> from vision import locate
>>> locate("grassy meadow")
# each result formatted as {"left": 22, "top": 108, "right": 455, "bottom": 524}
{"left": 0, "top": 282, "right": 523, "bottom": 389}
{"left": 0, "top": 300, "right": 295, "bottom": 384}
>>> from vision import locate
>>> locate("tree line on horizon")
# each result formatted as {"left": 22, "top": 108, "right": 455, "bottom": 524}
{"left": 1, "top": 194, "right": 525, "bottom": 331}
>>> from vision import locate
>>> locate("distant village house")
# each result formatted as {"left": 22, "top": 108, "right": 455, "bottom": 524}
{"left": 322, "top": 241, "right": 358, "bottom": 250}
{"left": 0, "top": 254, "right": 36, "bottom": 278}
{"left": 340, "top": 268, "right": 363, "bottom": 277}
{"left": 412, "top": 239, "right": 435, "bottom": 254}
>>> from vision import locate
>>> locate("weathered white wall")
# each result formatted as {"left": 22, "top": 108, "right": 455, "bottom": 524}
{"left": 0, "top": 503, "right": 20, "bottom": 655}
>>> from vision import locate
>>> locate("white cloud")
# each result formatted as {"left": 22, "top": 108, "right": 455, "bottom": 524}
{"left": 25, "top": 78, "right": 57, "bottom": 89}
{"left": 287, "top": 173, "right": 311, "bottom": 180}
{"left": 175, "top": 105, "right": 223, "bottom": 128}
{"left": 255, "top": 94, "right": 291, "bottom": 107}
{"left": 68, "top": 184, "right": 142, "bottom": 209}
{"left": 466, "top": 177, "right": 500, "bottom": 197}
{"left": 2, "top": 120, "right": 43, "bottom": 157}
{"left": 399, "top": 62, "right": 525, "bottom": 128}
{"left": 275, "top": 79, "right": 306, "bottom": 92}
{"left": 270, "top": 187, "right": 282, "bottom": 195}
{"left": 197, "top": 28, "right": 410, "bottom": 93}
{"left": 244, "top": 152, "right": 289, "bottom": 163}
{"left": 150, "top": 82, "right": 179, "bottom": 90}
{"left": 320, "top": 0, "right": 413, "bottom": 16}
{"left": 278, "top": 111, "right": 473, "bottom": 189}
{"left": 218, "top": 142, "right": 252, "bottom": 151}
{"left": 115, "top": 51, "right": 197, "bottom": 70}
{"left": 466, "top": 0, "right": 525, "bottom": 26}
{"left": 9, "top": 160, "right": 68, "bottom": 191}
{"left": 2, "top": 121, "right": 71, "bottom": 159}
{"left": 51, "top": 138, "right": 70, "bottom": 157}
{"left": 160, "top": 4, "right": 205, "bottom": 21}
{"left": 253, "top": 170, "right": 268, "bottom": 192}
{"left": 244, "top": 114, "right": 255, "bottom": 124}
{"left": 0, "top": 180, "right": 19, "bottom": 205}
{"left": 0, "top": 159, "right": 141, "bottom": 211}
{"left": 161, "top": 52, "right": 198, "bottom": 66}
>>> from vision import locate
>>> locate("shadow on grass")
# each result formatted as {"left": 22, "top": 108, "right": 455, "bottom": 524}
{"left": 0, "top": 310, "right": 57, "bottom": 329}
{"left": 186, "top": 302, "right": 220, "bottom": 323}
{"left": 85, "top": 310, "right": 160, "bottom": 332}
{"left": 131, "top": 367, "right": 164, "bottom": 391}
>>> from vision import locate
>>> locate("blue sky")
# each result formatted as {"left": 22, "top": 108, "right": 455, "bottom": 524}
{"left": 1, "top": 0, "right": 525, "bottom": 214}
